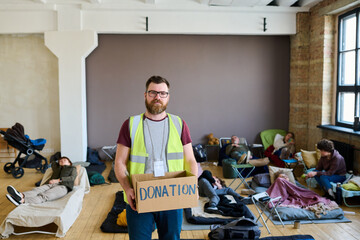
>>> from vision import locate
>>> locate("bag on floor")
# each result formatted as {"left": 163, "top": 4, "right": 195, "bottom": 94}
{"left": 252, "top": 173, "right": 271, "bottom": 188}
{"left": 88, "top": 171, "right": 106, "bottom": 186}
{"left": 208, "top": 217, "right": 260, "bottom": 240}
{"left": 193, "top": 143, "right": 207, "bottom": 162}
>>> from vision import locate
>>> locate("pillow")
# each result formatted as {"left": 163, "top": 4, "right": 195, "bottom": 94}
{"left": 268, "top": 166, "right": 296, "bottom": 184}
{"left": 301, "top": 149, "right": 318, "bottom": 168}
{"left": 315, "top": 144, "right": 321, "bottom": 161}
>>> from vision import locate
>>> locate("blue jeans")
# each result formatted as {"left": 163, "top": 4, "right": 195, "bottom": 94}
{"left": 126, "top": 204, "right": 182, "bottom": 240}
{"left": 314, "top": 174, "right": 346, "bottom": 191}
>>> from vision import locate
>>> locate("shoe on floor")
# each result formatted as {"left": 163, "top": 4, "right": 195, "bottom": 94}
{"left": 241, "top": 197, "right": 253, "bottom": 205}
{"left": 205, "top": 206, "right": 223, "bottom": 215}
{"left": 7, "top": 185, "right": 22, "bottom": 202}
{"left": 206, "top": 206, "right": 218, "bottom": 211}
{"left": 241, "top": 189, "right": 255, "bottom": 195}
{"left": 6, "top": 194, "right": 20, "bottom": 206}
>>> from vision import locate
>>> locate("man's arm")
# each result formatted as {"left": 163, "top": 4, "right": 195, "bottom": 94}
{"left": 183, "top": 143, "right": 198, "bottom": 176}
{"left": 114, "top": 143, "right": 136, "bottom": 211}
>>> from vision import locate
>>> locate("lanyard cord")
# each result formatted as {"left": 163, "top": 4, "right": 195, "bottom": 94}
{"left": 144, "top": 118, "right": 166, "bottom": 162}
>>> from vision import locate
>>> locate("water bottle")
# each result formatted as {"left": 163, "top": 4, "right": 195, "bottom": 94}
{"left": 335, "top": 183, "right": 342, "bottom": 205}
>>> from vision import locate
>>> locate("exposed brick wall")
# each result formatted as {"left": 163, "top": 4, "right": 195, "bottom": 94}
{"left": 289, "top": 12, "right": 310, "bottom": 152}
{"left": 290, "top": 0, "right": 360, "bottom": 173}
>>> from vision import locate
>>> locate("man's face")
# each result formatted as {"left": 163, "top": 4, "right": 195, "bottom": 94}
{"left": 145, "top": 82, "right": 169, "bottom": 115}
{"left": 320, "top": 150, "right": 331, "bottom": 158}
{"left": 231, "top": 136, "right": 239, "bottom": 144}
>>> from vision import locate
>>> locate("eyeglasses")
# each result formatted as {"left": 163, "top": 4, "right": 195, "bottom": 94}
{"left": 147, "top": 90, "right": 169, "bottom": 98}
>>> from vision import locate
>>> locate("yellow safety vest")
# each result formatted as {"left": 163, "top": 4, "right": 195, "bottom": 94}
{"left": 125, "top": 113, "right": 185, "bottom": 203}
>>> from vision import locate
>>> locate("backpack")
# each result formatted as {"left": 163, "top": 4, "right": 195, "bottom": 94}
{"left": 193, "top": 144, "right": 207, "bottom": 162}
{"left": 88, "top": 171, "right": 106, "bottom": 186}
{"left": 87, "top": 147, "right": 104, "bottom": 165}
{"left": 252, "top": 173, "right": 271, "bottom": 188}
{"left": 208, "top": 217, "right": 261, "bottom": 240}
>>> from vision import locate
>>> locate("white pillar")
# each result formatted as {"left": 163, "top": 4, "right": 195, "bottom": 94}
{"left": 45, "top": 30, "right": 98, "bottom": 162}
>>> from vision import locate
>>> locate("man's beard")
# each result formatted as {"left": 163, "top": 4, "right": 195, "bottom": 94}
{"left": 145, "top": 99, "right": 168, "bottom": 115}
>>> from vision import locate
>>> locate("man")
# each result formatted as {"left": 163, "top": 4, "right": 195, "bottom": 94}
{"left": 114, "top": 75, "right": 198, "bottom": 240}
{"left": 306, "top": 139, "right": 346, "bottom": 199}
{"left": 226, "top": 135, "right": 269, "bottom": 167}
{"left": 225, "top": 135, "right": 248, "bottom": 163}
{"left": 6, "top": 156, "right": 77, "bottom": 206}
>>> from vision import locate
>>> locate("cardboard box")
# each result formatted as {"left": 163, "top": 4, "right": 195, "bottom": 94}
{"left": 131, "top": 171, "right": 198, "bottom": 213}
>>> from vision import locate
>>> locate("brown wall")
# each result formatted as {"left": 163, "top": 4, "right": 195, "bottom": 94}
{"left": 86, "top": 34, "right": 290, "bottom": 148}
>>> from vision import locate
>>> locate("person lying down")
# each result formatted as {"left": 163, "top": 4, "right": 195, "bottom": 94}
{"left": 266, "top": 171, "right": 339, "bottom": 218}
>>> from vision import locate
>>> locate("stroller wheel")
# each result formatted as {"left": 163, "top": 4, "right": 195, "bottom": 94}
{"left": 12, "top": 167, "right": 24, "bottom": 179}
{"left": 4, "top": 162, "right": 13, "bottom": 174}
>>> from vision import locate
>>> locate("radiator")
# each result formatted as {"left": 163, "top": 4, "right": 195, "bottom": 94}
{"left": 331, "top": 139, "right": 354, "bottom": 172}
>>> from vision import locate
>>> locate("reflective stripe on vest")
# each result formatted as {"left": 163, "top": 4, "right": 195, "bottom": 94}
{"left": 128, "top": 113, "right": 184, "bottom": 177}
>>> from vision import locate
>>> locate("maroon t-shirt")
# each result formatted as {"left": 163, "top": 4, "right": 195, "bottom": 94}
{"left": 117, "top": 115, "right": 192, "bottom": 148}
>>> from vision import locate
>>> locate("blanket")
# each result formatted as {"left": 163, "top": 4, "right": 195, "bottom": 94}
{"left": 100, "top": 191, "right": 128, "bottom": 233}
{"left": 185, "top": 195, "right": 254, "bottom": 225}
{"left": 0, "top": 166, "right": 90, "bottom": 238}
{"left": 267, "top": 178, "right": 338, "bottom": 218}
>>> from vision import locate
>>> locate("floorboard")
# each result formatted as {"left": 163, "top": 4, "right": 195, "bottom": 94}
{"left": 0, "top": 161, "right": 359, "bottom": 239}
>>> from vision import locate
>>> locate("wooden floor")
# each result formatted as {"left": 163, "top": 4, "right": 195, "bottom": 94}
{"left": 0, "top": 161, "right": 360, "bottom": 240}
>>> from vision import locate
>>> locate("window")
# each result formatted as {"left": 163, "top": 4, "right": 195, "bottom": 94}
{"left": 336, "top": 9, "right": 360, "bottom": 128}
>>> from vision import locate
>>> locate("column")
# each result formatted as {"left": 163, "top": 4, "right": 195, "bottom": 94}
{"left": 45, "top": 30, "right": 98, "bottom": 162}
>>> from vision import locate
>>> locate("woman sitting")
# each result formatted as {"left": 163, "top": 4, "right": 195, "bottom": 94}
{"left": 264, "top": 131, "right": 295, "bottom": 168}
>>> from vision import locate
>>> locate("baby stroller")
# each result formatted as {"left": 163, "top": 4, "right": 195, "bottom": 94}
{"left": 0, "top": 123, "right": 49, "bottom": 178}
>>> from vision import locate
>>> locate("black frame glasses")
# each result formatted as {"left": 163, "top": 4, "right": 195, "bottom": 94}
{"left": 147, "top": 90, "right": 169, "bottom": 98}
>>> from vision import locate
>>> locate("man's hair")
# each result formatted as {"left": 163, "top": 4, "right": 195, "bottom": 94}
{"left": 317, "top": 139, "right": 334, "bottom": 153}
{"left": 145, "top": 76, "right": 170, "bottom": 91}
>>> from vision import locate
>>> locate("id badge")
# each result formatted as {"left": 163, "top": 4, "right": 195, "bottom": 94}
{"left": 154, "top": 161, "right": 165, "bottom": 177}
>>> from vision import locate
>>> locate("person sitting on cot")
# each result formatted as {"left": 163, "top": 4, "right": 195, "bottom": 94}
{"left": 6, "top": 156, "right": 77, "bottom": 206}
{"left": 306, "top": 139, "right": 346, "bottom": 200}
{"left": 273, "top": 131, "right": 296, "bottom": 160}
{"left": 226, "top": 135, "right": 270, "bottom": 167}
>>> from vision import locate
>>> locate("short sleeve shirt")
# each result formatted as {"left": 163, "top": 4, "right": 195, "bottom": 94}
{"left": 117, "top": 115, "right": 192, "bottom": 148}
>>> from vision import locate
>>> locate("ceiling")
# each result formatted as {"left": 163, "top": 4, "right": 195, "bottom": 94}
{"left": 0, "top": 0, "right": 324, "bottom": 11}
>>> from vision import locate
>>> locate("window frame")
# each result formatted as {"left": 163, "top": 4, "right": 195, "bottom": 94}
{"left": 336, "top": 8, "right": 360, "bottom": 129}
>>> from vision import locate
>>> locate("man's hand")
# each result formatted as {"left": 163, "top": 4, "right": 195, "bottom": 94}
{"left": 125, "top": 188, "right": 137, "bottom": 211}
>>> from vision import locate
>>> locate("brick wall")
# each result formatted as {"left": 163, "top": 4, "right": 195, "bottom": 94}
{"left": 290, "top": 0, "right": 360, "bottom": 173}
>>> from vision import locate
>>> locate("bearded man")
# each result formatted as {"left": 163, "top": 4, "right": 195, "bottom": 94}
{"left": 114, "top": 75, "right": 198, "bottom": 240}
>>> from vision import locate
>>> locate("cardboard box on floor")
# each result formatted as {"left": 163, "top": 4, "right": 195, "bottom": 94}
{"left": 131, "top": 171, "right": 198, "bottom": 213}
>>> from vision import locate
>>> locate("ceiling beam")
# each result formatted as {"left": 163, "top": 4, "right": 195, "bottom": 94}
{"left": 298, "top": 0, "right": 322, "bottom": 8}
{"left": 88, "top": 0, "right": 102, "bottom": 3}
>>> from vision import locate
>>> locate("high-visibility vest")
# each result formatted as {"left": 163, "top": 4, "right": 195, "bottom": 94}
{"left": 125, "top": 113, "right": 185, "bottom": 203}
